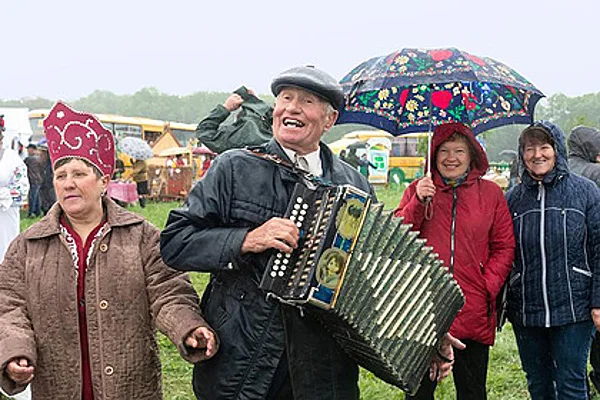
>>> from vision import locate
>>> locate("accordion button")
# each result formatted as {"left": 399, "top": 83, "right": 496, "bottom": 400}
{"left": 278, "top": 271, "right": 285, "bottom": 277}
{"left": 296, "top": 197, "right": 303, "bottom": 203}
{"left": 277, "top": 253, "right": 283, "bottom": 258}
{"left": 270, "top": 271, "right": 277, "bottom": 277}
{"left": 283, "top": 259, "right": 289, "bottom": 264}
{"left": 281, "top": 266, "right": 286, "bottom": 271}
{"left": 294, "top": 204, "right": 301, "bottom": 210}
{"left": 300, "top": 209, "right": 306, "bottom": 215}
{"left": 302, "top": 204, "right": 309, "bottom": 210}
{"left": 296, "top": 222, "right": 302, "bottom": 227}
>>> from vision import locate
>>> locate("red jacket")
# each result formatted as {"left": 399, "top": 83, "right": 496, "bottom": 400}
{"left": 394, "top": 123, "right": 514, "bottom": 345}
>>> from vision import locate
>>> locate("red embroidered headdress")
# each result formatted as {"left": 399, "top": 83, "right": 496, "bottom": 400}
{"left": 43, "top": 101, "right": 115, "bottom": 177}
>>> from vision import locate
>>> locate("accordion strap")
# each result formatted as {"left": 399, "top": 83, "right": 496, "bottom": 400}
{"left": 245, "top": 148, "right": 332, "bottom": 188}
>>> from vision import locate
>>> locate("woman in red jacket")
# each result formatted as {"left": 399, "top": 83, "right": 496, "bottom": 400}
{"left": 395, "top": 122, "right": 515, "bottom": 400}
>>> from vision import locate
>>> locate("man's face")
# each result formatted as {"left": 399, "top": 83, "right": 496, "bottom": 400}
{"left": 272, "top": 87, "right": 338, "bottom": 155}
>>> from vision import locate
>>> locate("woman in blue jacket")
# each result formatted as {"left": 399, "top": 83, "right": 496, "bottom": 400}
{"left": 506, "top": 121, "right": 600, "bottom": 399}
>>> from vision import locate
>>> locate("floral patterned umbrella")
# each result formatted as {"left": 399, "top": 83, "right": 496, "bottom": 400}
{"left": 337, "top": 48, "right": 544, "bottom": 136}
{"left": 118, "top": 136, "right": 154, "bottom": 160}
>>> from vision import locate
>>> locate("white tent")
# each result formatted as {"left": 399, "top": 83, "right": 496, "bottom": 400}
{"left": 0, "top": 107, "right": 33, "bottom": 150}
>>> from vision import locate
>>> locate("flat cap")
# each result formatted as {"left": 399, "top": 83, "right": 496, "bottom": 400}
{"left": 271, "top": 66, "right": 344, "bottom": 109}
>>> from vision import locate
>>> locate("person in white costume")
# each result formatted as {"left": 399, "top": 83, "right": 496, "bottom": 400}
{"left": 0, "top": 121, "right": 30, "bottom": 400}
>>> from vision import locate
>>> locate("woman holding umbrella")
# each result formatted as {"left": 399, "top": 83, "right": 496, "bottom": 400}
{"left": 395, "top": 122, "right": 514, "bottom": 400}
{"left": 130, "top": 157, "right": 149, "bottom": 208}
{"left": 118, "top": 137, "right": 153, "bottom": 208}
{"left": 506, "top": 121, "right": 600, "bottom": 399}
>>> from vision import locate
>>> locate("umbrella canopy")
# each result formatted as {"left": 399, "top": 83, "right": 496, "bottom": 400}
{"left": 347, "top": 141, "right": 369, "bottom": 150}
{"left": 157, "top": 146, "right": 191, "bottom": 157}
{"left": 118, "top": 137, "right": 154, "bottom": 160}
{"left": 499, "top": 149, "right": 518, "bottom": 157}
{"left": 338, "top": 48, "right": 544, "bottom": 136}
{"left": 192, "top": 145, "right": 216, "bottom": 156}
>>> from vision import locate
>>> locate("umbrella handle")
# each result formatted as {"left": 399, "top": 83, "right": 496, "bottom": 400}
{"left": 423, "top": 171, "right": 433, "bottom": 203}
{"left": 426, "top": 130, "right": 433, "bottom": 176}
{"left": 423, "top": 171, "right": 433, "bottom": 220}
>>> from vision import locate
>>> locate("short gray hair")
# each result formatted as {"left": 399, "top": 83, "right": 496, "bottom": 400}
{"left": 325, "top": 102, "right": 336, "bottom": 116}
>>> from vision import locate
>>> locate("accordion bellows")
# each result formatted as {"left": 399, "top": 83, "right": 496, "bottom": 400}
{"left": 260, "top": 184, "right": 465, "bottom": 395}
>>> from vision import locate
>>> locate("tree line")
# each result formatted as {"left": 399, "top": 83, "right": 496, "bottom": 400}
{"left": 1, "top": 89, "right": 599, "bottom": 161}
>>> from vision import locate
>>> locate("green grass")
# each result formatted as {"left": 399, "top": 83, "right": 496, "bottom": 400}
{"left": 17, "top": 191, "right": 536, "bottom": 399}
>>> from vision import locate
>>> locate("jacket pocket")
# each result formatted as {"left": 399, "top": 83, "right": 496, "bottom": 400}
{"left": 506, "top": 271, "right": 522, "bottom": 313}
{"left": 481, "top": 263, "right": 492, "bottom": 318}
{"left": 509, "top": 272, "right": 521, "bottom": 286}
{"left": 203, "top": 281, "right": 232, "bottom": 331}
{"left": 571, "top": 266, "right": 593, "bottom": 296}
{"left": 573, "top": 267, "right": 592, "bottom": 278}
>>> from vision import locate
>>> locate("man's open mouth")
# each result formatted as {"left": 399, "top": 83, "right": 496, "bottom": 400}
{"left": 283, "top": 118, "right": 305, "bottom": 128}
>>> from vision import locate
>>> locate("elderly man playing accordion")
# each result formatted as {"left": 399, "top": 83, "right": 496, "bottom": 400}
{"left": 161, "top": 66, "right": 461, "bottom": 399}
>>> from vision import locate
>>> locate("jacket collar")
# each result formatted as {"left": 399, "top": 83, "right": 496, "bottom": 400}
{"left": 263, "top": 138, "right": 349, "bottom": 185}
{"left": 24, "top": 197, "right": 144, "bottom": 240}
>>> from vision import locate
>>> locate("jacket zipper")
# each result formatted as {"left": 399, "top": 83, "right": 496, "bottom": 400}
{"left": 538, "top": 182, "right": 551, "bottom": 327}
{"left": 449, "top": 188, "right": 457, "bottom": 273}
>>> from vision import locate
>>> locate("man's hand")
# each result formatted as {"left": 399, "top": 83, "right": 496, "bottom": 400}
{"left": 416, "top": 175, "right": 436, "bottom": 202}
{"left": 241, "top": 218, "right": 299, "bottom": 254}
{"left": 185, "top": 327, "right": 217, "bottom": 358}
{"left": 428, "top": 333, "right": 466, "bottom": 382}
{"left": 6, "top": 358, "right": 34, "bottom": 385}
{"left": 591, "top": 308, "right": 600, "bottom": 331}
{"left": 223, "top": 94, "right": 244, "bottom": 112}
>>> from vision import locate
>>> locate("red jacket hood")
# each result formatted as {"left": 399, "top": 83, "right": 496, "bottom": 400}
{"left": 428, "top": 123, "right": 489, "bottom": 187}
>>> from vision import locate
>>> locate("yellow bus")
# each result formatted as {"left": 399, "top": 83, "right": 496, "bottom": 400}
{"left": 29, "top": 109, "right": 197, "bottom": 147}
{"left": 329, "top": 130, "right": 427, "bottom": 184}
{"left": 388, "top": 132, "right": 428, "bottom": 183}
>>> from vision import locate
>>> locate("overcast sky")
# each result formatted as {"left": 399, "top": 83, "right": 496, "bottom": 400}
{"left": 2, "top": 0, "right": 598, "bottom": 101}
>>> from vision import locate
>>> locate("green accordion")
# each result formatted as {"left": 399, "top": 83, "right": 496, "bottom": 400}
{"left": 259, "top": 183, "right": 465, "bottom": 395}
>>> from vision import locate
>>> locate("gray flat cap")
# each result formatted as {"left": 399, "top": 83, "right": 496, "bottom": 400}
{"left": 271, "top": 66, "right": 344, "bottom": 109}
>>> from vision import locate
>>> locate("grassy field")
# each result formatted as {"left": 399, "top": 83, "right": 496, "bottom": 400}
{"left": 17, "top": 187, "right": 535, "bottom": 399}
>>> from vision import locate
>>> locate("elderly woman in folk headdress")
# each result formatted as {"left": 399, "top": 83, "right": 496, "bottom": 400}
{"left": 0, "top": 102, "right": 218, "bottom": 399}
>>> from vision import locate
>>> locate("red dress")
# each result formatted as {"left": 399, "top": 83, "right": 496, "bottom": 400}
{"left": 60, "top": 215, "right": 108, "bottom": 400}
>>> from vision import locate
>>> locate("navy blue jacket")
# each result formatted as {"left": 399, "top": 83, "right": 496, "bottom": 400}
{"left": 160, "top": 139, "right": 373, "bottom": 400}
{"left": 506, "top": 121, "right": 600, "bottom": 328}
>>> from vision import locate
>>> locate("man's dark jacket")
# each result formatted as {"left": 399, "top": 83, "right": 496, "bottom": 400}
{"left": 160, "top": 139, "right": 373, "bottom": 399}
